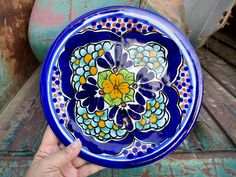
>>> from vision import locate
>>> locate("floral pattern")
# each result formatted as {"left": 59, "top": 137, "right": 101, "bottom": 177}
{"left": 76, "top": 106, "right": 127, "bottom": 141}
{"left": 98, "top": 69, "right": 135, "bottom": 106}
{"left": 73, "top": 42, "right": 170, "bottom": 134}
{"left": 136, "top": 92, "right": 170, "bottom": 131}
{"left": 75, "top": 77, "right": 104, "bottom": 112}
{"left": 59, "top": 30, "right": 182, "bottom": 155}
{"left": 70, "top": 41, "right": 114, "bottom": 91}
{"left": 128, "top": 43, "right": 168, "bottom": 79}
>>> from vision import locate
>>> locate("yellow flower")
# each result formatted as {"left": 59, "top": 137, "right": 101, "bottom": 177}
{"left": 102, "top": 73, "right": 130, "bottom": 99}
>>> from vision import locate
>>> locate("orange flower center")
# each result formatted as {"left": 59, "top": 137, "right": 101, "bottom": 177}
{"left": 113, "top": 85, "right": 119, "bottom": 90}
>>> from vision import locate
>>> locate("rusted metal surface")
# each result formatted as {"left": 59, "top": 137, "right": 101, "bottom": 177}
{"left": 28, "top": 0, "right": 140, "bottom": 63}
{"left": 0, "top": 0, "right": 39, "bottom": 114}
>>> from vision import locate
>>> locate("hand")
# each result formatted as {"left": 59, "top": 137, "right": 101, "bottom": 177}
{"left": 26, "top": 126, "right": 104, "bottom": 177}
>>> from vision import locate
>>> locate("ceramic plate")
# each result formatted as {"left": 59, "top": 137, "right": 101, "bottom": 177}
{"left": 40, "top": 6, "right": 203, "bottom": 168}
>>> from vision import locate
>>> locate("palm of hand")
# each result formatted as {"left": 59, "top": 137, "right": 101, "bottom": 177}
{"left": 26, "top": 127, "right": 104, "bottom": 177}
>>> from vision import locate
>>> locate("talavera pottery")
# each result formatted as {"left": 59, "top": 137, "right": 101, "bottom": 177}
{"left": 40, "top": 6, "right": 203, "bottom": 168}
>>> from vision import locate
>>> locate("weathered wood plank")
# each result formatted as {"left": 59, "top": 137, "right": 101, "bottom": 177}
{"left": 176, "top": 106, "right": 236, "bottom": 153}
{"left": 213, "top": 31, "right": 236, "bottom": 49}
{"left": 0, "top": 67, "right": 46, "bottom": 154}
{"left": 97, "top": 153, "right": 236, "bottom": 177}
{"left": 8, "top": 99, "right": 47, "bottom": 154}
{"left": 1, "top": 152, "right": 236, "bottom": 177}
{"left": 202, "top": 69, "right": 236, "bottom": 145}
{"left": 205, "top": 37, "right": 236, "bottom": 66}
{"left": 174, "top": 131, "right": 202, "bottom": 153}
{"left": 0, "top": 157, "right": 32, "bottom": 177}
{"left": 197, "top": 48, "right": 236, "bottom": 98}
{"left": 193, "top": 106, "right": 235, "bottom": 151}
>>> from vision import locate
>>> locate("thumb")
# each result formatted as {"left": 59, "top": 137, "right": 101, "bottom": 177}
{"left": 47, "top": 139, "right": 82, "bottom": 168}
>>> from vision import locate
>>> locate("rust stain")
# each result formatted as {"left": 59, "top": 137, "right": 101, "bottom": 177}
{"left": 0, "top": 0, "right": 39, "bottom": 113}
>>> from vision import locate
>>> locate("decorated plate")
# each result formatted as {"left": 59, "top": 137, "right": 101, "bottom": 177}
{"left": 40, "top": 6, "right": 203, "bottom": 168}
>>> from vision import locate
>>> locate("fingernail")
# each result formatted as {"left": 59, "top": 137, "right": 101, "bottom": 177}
{"left": 71, "top": 139, "right": 80, "bottom": 149}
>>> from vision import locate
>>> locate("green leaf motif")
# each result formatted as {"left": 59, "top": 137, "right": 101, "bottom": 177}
{"left": 104, "top": 94, "right": 122, "bottom": 106}
{"left": 98, "top": 70, "right": 112, "bottom": 88}
{"left": 119, "top": 69, "right": 134, "bottom": 84}
{"left": 122, "top": 89, "right": 134, "bottom": 102}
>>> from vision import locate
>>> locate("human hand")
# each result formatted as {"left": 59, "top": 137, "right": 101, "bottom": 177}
{"left": 26, "top": 126, "right": 104, "bottom": 177}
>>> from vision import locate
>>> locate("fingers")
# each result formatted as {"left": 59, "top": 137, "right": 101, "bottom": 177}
{"left": 58, "top": 143, "right": 65, "bottom": 150}
{"left": 34, "top": 126, "right": 60, "bottom": 161}
{"left": 77, "top": 164, "right": 105, "bottom": 177}
{"left": 72, "top": 158, "right": 87, "bottom": 168}
{"left": 40, "top": 126, "right": 58, "bottom": 147}
{"left": 58, "top": 142, "right": 88, "bottom": 168}
{"left": 47, "top": 139, "right": 82, "bottom": 168}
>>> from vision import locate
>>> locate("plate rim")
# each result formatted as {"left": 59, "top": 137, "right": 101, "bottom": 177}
{"left": 40, "top": 5, "right": 204, "bottom": 168}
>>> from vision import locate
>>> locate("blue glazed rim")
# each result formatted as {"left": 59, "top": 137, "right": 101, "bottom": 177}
{"left": 40, "top": 6, "right": 204, "bottom": 168}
